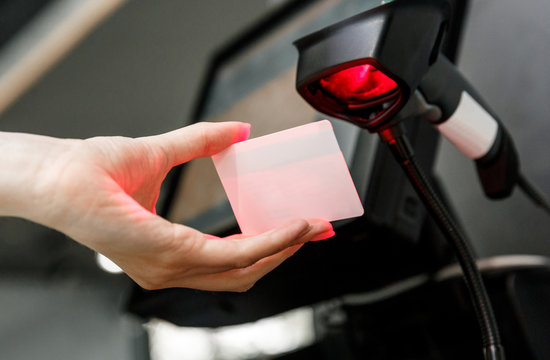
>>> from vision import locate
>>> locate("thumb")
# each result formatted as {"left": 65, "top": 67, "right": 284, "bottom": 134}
{"left": 145, "top": 122, "right": 251, "bottom": 166}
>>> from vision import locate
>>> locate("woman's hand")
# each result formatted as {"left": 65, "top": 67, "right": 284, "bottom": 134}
{"left": 0, "top": 122, "right": 333, "bottom": 291}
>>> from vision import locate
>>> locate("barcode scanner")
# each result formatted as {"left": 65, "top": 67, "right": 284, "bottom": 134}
{"left": 292, "top": 0, "right": 525, "bottom": 358}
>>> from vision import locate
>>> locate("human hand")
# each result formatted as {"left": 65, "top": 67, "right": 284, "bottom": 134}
{"left": 0, "top": 123, "right": 333, "bottom": 291}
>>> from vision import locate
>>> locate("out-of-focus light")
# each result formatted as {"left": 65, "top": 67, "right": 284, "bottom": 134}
{"left": 146, "top": 307, "right": 316, "bottom": 360}
{"left": 95, "top": 253, "right": 123, "bottom": 274}
{"left": 147, "top": 324, "right": 215, "bottom": 360}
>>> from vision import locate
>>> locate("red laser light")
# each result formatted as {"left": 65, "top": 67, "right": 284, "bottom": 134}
{"left": 319, "top": 64, "right": 398, "bottom": 104}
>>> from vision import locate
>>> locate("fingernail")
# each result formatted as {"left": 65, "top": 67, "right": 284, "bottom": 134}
{"left": 236, "top": 123, "right": 251, "bottom": 142}
{"left": 311, "top": 230, "right": 336, "bottom": 241}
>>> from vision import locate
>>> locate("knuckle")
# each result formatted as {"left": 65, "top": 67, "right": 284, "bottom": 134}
{"left": 232, "top": 281, "right": 256, "bottom": 293}
{"left": 194, "top": 123, "right": 212, "bottom": 155}
{"left": 170, "top": 227, "right": 203, "bottom": 257}
{"left": 232, "top": 254, "right": 257, "bottom": 270}
{"left": 136, "top": 267, "right": 173, "bottom": 291}
{"left": 137, "top": 278, "right": 161, "bottom": 291}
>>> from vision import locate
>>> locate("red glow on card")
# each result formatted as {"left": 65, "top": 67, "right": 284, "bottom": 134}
{"left": 212, "top": 120, "right": 364, "bottom": 235}
{"left": 319, "top": 64, "right": 397, "bottom": 104}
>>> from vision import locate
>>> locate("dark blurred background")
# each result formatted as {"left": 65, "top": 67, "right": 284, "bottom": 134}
{"left": 0, "top": 0, "right": 549, "bottom": 359}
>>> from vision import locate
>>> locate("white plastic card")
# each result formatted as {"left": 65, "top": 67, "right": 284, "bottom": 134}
{"left": 212, "top": 120, "right": 364, "bottom": 235}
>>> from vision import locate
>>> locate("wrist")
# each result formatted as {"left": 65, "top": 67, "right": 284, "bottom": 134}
{"left": 0, "top": 132, "right": 77, "bottom": 223}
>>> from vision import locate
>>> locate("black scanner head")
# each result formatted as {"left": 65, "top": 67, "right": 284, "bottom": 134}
{"left": 294, "top": 0, "right": 450, "bottom": 132}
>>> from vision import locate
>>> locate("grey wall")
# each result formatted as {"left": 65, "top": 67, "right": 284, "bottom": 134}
{"left": 436, "top": 0, "right": 550, "bottom": 257}
{"left": 0, "top": 0, "right": 274, "bottom": 138}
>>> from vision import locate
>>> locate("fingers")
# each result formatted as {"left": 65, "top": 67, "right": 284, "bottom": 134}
{"left": 197, "top": 219, "right": 332, "bottom": 269}
{"left": 185, "top": 219, "right": 333, "bottom": 291}
{"left": 176, "top": 244, "right": 303, "bottom": 292}
{"left": 145, "top": 122, "right": 251, "bottom": 166}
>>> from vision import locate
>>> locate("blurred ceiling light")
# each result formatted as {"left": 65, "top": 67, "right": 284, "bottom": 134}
{"left": 0, "top": 0, "right": 126, "bottom": 116}
{"left": 95, "top": 253, "right": 123, "bottom": 274}
{"left": 146, "top": 306, "right": 316, "bottom": 360}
